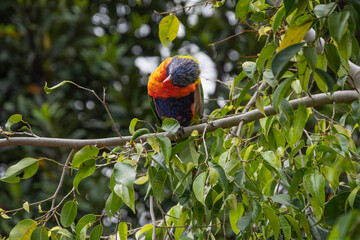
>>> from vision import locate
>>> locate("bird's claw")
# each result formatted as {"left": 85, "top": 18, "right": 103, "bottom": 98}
{"left": 176, "top": 126, "right": 185, "bottom": 138}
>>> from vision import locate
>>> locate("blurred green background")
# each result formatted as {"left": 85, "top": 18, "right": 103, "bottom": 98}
{"left": 0, "top": 0, "right": 263, "bottom": 236}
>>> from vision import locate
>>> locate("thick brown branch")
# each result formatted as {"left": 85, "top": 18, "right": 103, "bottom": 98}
{"left": 0, "top": 90, "right": 358, "bottom": 148}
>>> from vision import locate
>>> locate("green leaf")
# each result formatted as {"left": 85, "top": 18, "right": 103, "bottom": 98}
{"left": 283, "top": 0, "right": 295, "bottom": 15}
{"left": 1, "top": 157, "right": 39, "bottom": 183}
{"left": 130, "top": 128, "right": 149, "bottom": 143}
{"left": 235, "top": 0, "right": 252, "bottom": 21}
{"left": 114, "top": 183, "right": 136, "bottom": 213}
{"left": 304, "top": 171, "right": 326, "bottom": 206}
{"left": 314, "top": 68, "right": 335, "bottom": 92}
{"left": 147, "top": 135, "right": 160, "bottom": 153}
{"left": 149, "top": 167, "right": 167, "bottom": 202}
{"left": 289, "top": 168, "right": 306, "bottom": 199}
{"left": 229, "top": 203, "right": 244, "bottom": 234}
{"left": 263, "top": 206, "right": 280, "bottom": 240}
{"left": 242, "top": 61, "right": 256, "bottom": 79}
{"left": 325, "top": 43, "right": 341, "bottom": 73}
{"left": 193, "top": 171, "right": 207, "bottom": 205}
{"left": 156, "top": 135, "right": 172, "bottom": 164}
{"left": 289, "top": 103, "right": 308, "bottom": 146}
{"left": 9, "top": 219, "right": 37, "bottom": 240}
{"left": 210, "top": 128, "right": 224, "bottom": 157}
{"left": 256, "top": 97, "right": 265, "bottom": 117}
{"left": 285, "top": 214, "right": 302, "bottom": 238}
{"left": 273, "top": 6, "right": 286, "bottom": 33}
{"left": 89, "top": 225, "right": 103, "bottom": 240}
{"left": 44, "top": 80, "right": 75, "bottom": 94}
{"left": 159, "top": 15, "right": 179, "bottom": 48}
{"left": 234, "top": 79, "right": 252, "bottom": 109}
{"left": 119, "top": 222, "right": 128, "bottom": 240}
{"left": 73, "top": 159, "right": 96, "bottom": 193}
{"left": 278, "top": 214, "right": 291, "bottom": 240}
{"left": 72, "top": 145, "right": 99, "bottom": 170}
{"left": 178, "top": 140, "right": 200, "bottom": 165}
{"left": 60, "top": 201, "right": 78, "bottom": 228}
{"left": 105, "top": 192, "right": 123, "bottom": 218}
{"left": 150, "top": 153, "right": 167, "bottom": 170}
{"left": 347, "top": 184, "right": 360, "bottom": 209}
{"left": 252, "top": 199, "right": 262, "bottom": 222}
{"left": 322, "top": 165, "right": 340, "bottom": 190}
{"left": 261, "top": 151, "right": 281, "bottom": 169}
{"left": 75, "top": 214, "right": 96, "bottom": 239}
{"left": 272, "top": 76, "right": 295, "bottom": 112}
{"left": 324, "top": 192, "right": 352, "bottom": 225}
{"left": 295, "top": 214, "right": 311, "bottom": 237}
{"left": 339, "top": 31, "right": 352, "bottom": 61}
{"left": 271, "top": 194, "right": 301, "bottom": 210}
{"left": 50, "top": 228, "right": 72, "bottom": 240}
{"left": 211, "top": 164, "right": 228, "bottom": 193}
{"left": 174, "top": 210, "right": 188, "bottom": 240}
{"left": 160, "top": 118, "right": 180, "bottom": 136}
{"left": 271, "top": 43, "right": 304, "bottom": 79}
{"left": 256, "top": 43, "right": 277, "bottom": 73}
{"left": 263, "top": 69, "right": 276, "bottom": 87}
{"left": 230, "top": 71, "right": 246, "bottom": 102}
{"left": 303, "top": 46, "right": 317, "bottom": 70}
{"left": 328, "top": 211, "right": 359, "bottom": 240}
{"left": 314, "top": 2, "right": 336, "bottom": 18}
{"left": 23, "top": 201, "right": 30, "bottom": 213}
{"left": 209, "top": 168, "right": 219, "bottom": 186}
{"left": 5, "top": 114, "right": 26, "bottom": 132}
{"left": 31, "top": 226, "right": 49, "bottom": 240}
{"left": 328, "top": 11, "right": 350, "bottom": 43}
{"left": 129, "top": 118, "right": 139, "bottom": 135}
{"left": 113, "top": 162, "right": 136, "bottom": 188}
{"left": 135, "top": 224, "right": 153, "bottom": 240}
{"left": 236, "top": 212, "right": 252, "bottom": 233}
{"left": 249, "top": 11, "right": 265, "bottom": 22}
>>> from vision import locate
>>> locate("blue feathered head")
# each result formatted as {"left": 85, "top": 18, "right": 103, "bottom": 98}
{"left": 165, "top": 56, "right": 200, "bottom": 87}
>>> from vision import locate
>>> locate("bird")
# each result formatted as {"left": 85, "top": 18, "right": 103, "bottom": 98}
{"left": 147, "top": 56, "right": 203, "bottom": 128}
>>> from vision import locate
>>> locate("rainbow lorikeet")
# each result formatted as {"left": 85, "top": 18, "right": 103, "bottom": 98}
{"left": 147, "top": 56, "right": 203, "bottom": 127}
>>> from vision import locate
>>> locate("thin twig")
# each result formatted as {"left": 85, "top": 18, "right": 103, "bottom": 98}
{"left": 209, "top": 30, "right": 258, "bottom": 46}
{"left": 154, "top": 0, "right": 213, "bottom": 15}
{"left": 45, "top": 149, "right": 76, "bottom": 221}
{"left": 50, "top": 81, "right": 122, "bottom": 138}
{"left": 150, "top": 196, "right": 156, "bottom": 240}
{"left": 156, "top": 200, "right": 174, "bottom": 240}
{"left": 51, "top": 149, "right": 75, "bottom": 208}
{"left": 202, "top": 123, "right": 210, "bottom": 161}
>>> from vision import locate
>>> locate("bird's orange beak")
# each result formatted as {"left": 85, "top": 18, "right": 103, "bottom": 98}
{"left": 163, "top": 75, "right": 171, "bottom": 83}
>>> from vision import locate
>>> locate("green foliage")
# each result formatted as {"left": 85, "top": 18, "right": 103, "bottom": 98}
{"left": 60, "top": 201, "right": 78, "bottom": 228}
{"left": 1, "top": 0, "right": 360, "bottom": 239}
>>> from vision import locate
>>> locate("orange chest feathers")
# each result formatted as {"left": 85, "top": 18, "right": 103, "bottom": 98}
{"left": 147, "top": 58, "right": 198, "bottom": 99}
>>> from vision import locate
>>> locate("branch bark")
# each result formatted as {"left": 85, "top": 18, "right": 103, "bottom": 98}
{"left": 0, "top": 90, "right": 358, "bottom": 148}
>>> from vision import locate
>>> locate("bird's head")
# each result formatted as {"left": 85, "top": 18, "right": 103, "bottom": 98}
{"left": 164, "top": 56, "right": 200, "bottom": 87}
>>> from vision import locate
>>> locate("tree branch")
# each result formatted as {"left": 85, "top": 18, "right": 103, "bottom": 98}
{"left": 0, "top": 90, "right": 358, "bottom": 148}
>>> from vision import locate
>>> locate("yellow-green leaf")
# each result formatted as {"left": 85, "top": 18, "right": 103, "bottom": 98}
{"left": 9, "top": 219, "right": 37, "bottom": 240}
{"left": 134, "top": 175, "right": 148, "bottom": 185}
{"left": 23, "top": 201, "right": 30, "bottom": 213}
{"left": 193, "top": 172, "right": 207, "bottom": 205}
{"left": 135, "top": 224, "right": 153, "bottom": 240}
{"left": 159, "top": 15, "right": 179, "bottom": 48}
{"left": 263, "top": 206, "right": 280, "bottom": 239}
{"left": 44, "top": 80, "right": 74, "bottom": 94}
{"left": 278, "top": 20, "right": 312, "bottom": 52}
{"left": 118, "top": 222, "right": 128, "bottom": 240}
